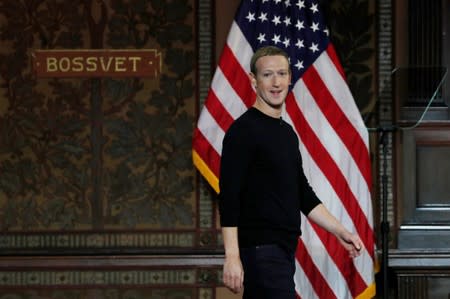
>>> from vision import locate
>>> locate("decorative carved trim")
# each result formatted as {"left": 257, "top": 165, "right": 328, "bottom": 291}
{"left": 197, "top": 0, "right": 219, "bottom": 243}
{"left": 0, "top": 255, "right": 224, "bottom": 293}
{"left": 0, "top": 232, "right": 195, "bottom": 253}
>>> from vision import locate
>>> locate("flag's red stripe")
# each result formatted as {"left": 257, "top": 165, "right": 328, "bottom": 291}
{"left": 326, "top": 45, "right": 346, "bottom": 79}
{"left": 309, "top": 221, "right": 368, "bottom": 297}
{"left": 192, "top": 128, "right": 221, "bottom": 177}
{"left": 204, "top": 90, "right": 235, "bottom": 132}
{"left": 326, "top": 45, "right": 374, "bottom": 193}
{"left": 303, "top": 66, "right": 372, "bottom": 191}
{"left": 296, "top": 238, "right": 337, "bottom": 299}
{"left": 219, "top": 45, "right": 255, "bottom": 108}
{"left": 286, "top": 93, "right": 375, "bottom": 260}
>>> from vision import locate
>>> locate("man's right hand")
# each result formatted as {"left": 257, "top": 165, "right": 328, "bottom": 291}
{"left": 223, "top": 254, "right": 244, "bottom": 293}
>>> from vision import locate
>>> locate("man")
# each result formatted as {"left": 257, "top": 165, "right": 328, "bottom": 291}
{"left": 218, "top": 46, "right": 363, "bottom": 298}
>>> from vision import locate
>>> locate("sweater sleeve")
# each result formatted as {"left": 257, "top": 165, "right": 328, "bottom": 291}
{"left": 218, "top": 122, "right": 252, "bottom": 227}
{"left": 298, "top": 154, "right": 322, "bottom": 215}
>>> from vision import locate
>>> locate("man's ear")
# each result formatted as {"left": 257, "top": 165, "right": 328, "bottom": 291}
{"left": 249, "top": 72, "right": 256, "bottom": 88}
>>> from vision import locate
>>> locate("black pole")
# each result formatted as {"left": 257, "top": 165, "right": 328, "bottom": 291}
{"left": 378, "top": 126, "right": 395, "bottom": 299}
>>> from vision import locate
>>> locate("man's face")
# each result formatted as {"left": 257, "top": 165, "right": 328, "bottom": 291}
{"left": 250, "top": 55, "right": 291, "bottom": 110}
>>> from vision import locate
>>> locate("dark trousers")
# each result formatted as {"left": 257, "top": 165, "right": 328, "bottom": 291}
{"left": 240, "top": 244, "right": 296, "bottom": 299}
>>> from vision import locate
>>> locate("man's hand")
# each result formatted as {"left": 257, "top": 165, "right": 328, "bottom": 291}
{"left": 223, "top": 254, "right": 244, "bottom": 293}
{"left": 336, "top": 231, "right": 363, "bottom": 258}
{"left": 221, "top": 227, "right": 244, "bottom": 293}
{"left": 307, "top": 204, "right": 364, "bottom": 258}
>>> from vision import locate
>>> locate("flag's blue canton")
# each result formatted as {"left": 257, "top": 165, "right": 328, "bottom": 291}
{"left": 236, "top": 0, "right": 329, "bottom": 83}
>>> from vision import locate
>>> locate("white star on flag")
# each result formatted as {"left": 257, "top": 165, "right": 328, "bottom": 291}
{"left": 296, "top": 0, "right": 305, "bottom": 9}
{"left": 272, "top": 34, "right": 281, "bottom": 44}
{"left": 257, "top": 33, "right": 266, "bottom": 43}
{"left": 310, "top": 3, "right": 319, "bottom": 13}
{"left": 246, "top": 12, "right": 256, "bottom": 22}
{"left": 295, "top": 60, "right": 304, "bottom": 69}
{"left": 311, "top": 22, "right": 319, "bottom": 32}
{"left": 309, "top": 42, "right": 319, "bottom": 52}
{"left": 259, "top": 12, "right": 268, "bottom": 22}
{"left": 284, "top": 17, "right": 291, "bottom": 26}
{"left": 296, "top": 20, "right": 305, "bottom": 30}
{"left": 272, "top": 15, "right": 282, "bottom": 26}
{"left": 296, "top": 38, "right": 305, "bottom": 49}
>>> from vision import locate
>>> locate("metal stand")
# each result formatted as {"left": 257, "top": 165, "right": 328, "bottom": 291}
{"left": 378, "top": 126, "right": 395, "bottom": 299}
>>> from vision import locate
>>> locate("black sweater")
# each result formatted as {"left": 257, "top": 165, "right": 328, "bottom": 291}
{"left": 219, "top": 107, "right": 321, "bottom": 253}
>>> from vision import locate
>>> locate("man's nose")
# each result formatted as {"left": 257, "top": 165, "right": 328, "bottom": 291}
{"left": 272, "top": 75, "right": 281, "bottom": 85}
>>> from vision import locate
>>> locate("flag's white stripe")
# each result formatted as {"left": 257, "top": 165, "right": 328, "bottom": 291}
{"left": 287, "top": 107, "right": 353, "bottom": 236}
{"left": 287, "top": 111, "right": 351, "bottom": 297}
{"left": 294, "top": 258, "right": 320, "bottom": 299}
{"left": 354, "top": 246, "right": 376, "bottom": 287}
{"left": 196, "top": 108, "right": 224, "bottom": 155}
{"left": 291, "top": 81, "right": 372, "bottom": 223}
{"left": 313, "top": 55, "right": 374, "bottom": 225}
{"left": 314, "top": 52, "right": 369, "bottom": 146}
{"left": 296, "top": 132, "right": 359, "bottom": 297}
{"left": 286, "top": 112, "right": 375, "bottom": 287}
{"left": 227, "top": 21, "right": 254, "bottom": 74}
{"left": 211, "top": 68, "right": 248, "bottom": 119}
{"left": 302, "top": 220, "right": 352, "bottom": 299}
{"left": 299, "top": 135, "right": 374, "bottom": 286}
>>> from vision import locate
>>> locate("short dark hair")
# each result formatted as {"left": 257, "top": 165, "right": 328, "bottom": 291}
{"left": 250, "top": 46, "right": 290, "bottom": 74}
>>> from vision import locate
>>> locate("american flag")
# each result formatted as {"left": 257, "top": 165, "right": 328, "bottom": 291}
{"left": 192, "top": 0, "right": 376, "bottom": 298}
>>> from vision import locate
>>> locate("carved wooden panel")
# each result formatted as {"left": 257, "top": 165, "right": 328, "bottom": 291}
{"left": 397, "top": 275, "right": 428, "bottom": 299}
{"left": 398, "top": 124, "right": 450, "bottom": 248}
{"left": 390, "top": 249, "right": 450, "bottom": 299}
{"left": 417, "top": 146, "right": 450, "bottom": 209}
